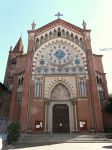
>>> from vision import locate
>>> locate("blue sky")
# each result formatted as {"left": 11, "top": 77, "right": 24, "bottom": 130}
{"left": 0, "top": 0, "right": 112, "bottom": 93}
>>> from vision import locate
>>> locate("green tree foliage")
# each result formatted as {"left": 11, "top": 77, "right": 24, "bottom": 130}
{"left": 104, "top": 96, "right": 112, "bottom": 114}
{"left": 7, "top": 122, "right": 21, "bottom": 144}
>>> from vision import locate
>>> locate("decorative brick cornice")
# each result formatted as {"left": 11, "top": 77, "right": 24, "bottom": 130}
{"left": 93, "top": 54, "right": 103, "bottom": 57}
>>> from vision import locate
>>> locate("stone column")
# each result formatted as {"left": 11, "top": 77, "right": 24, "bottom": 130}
{"left": 74, "top": 102, "right": 78, "bottom": 131}
{"left": 71, "top": 99, "right": 78, "bottom": 132}
{"left": 44, "top": 99, "right": 50, "bottom": 132}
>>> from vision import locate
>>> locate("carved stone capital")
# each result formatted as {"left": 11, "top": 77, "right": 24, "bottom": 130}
{"left": 44, "top": 98, "right": 50, "bottom": 105}
{"left": 70, "top": 98, "right": 77, "bottom": 105}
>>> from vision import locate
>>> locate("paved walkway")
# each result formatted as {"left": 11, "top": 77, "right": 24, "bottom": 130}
{"left": 5, "top": 143, "right": 112, "bottom": 150}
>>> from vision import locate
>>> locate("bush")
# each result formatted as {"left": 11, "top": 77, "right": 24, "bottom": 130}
{"left": 7, "top": 122, "right": 21, "bottom": 144}
{"left": 104, "top": 97, "right": 112, "bottom": 114}
{"left": 104, "top": 126, "right": 112, "bottom": 133}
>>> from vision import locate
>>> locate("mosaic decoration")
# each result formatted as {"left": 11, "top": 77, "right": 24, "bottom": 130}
{"left": 64, "top": 67, "right": 70, "bottom": 72}
{"left": 44, "top": 67, "right": 48, "bottom": 73}
{"left": 51, "top": 67, "right": 55, "bottom": 72}
{"left": 78, "top": 66, "right": 83, "bottom": 72}
{"left": 55, "top": 50, "right": 65, "bottom": 60}
{"left": 36, "top": 66, "right": 85, "bottom": 75}
{"left": 37, "top": 67, "right": 42, "bottom": 73}
{"left": 75, "top": 58, "right": 80, "bottom": 65}
{"left": 71, "top": 66, "right": 76, "bottom": 72}
{"left": 34, "top": 41, "right": 87, "bottom": 75}
{"left": 58, "top": 67, "right": 63, "bottom": 72}
{"left": 39, "top": 59, "right": 45, "bottom": 65}
{"left": 47, "top": 43, "right": 72, "bottom": 66}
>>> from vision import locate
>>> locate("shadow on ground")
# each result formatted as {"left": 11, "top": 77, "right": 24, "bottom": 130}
{"left": 4, "top": 142, "right": 64, "bottom": 149}
{"left": 102, "top": 145, "right": 112, "bottom": 149}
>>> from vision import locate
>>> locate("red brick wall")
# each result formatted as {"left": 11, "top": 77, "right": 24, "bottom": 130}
{"left": 93, "top": 55, "right": 104, "bottom": 73}
{"left": 86, "top": 50, "right": 104, "bottom": 131}
{"left": 20, "top": 51, "right": 33, "bottom": 131}
{"left": 29, "top": 100, "right": 45, "bottom": 132}
{"left": 27, "top": 80, "right": 45, "bottom": 132}
{"left": 9, "top": 76, "right": 20, "bottom": 121}
{"left": 8, "top": 53, "right": 27, "bottom": 122}
{"left": 93, "top": 54, "right": 109, "bottom": 100}
{"left": 77, "top": 100, "right": 91, "bottom": 130}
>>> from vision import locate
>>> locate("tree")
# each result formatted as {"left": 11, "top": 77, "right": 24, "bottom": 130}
{"left": 104, "top": 96, "right": 112, "bottom": 114}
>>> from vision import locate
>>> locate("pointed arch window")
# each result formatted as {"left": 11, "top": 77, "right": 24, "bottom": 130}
{"left": 71, "top": 33, "right": 74, "bottom": 41}
{"left": 35, "top": 79, "right": 42, "bottom": 98}
{"left": 18, "top": 78, "right": 21, "bottom": 86}
{"left": 40, "top": 36, "right": 44, "bottom": 44}
{"left": 18, "top": 76, "right": 24, "bottom": 86}
{"left": 21, "top": 76, "right": 24, "bottom": 85}
{"left": 79, "top": 38, "right": 83, "bottom": 48}
{"left": 98, "top": 90, "right": 104, "bottom": 101}
{"left": 66, "top": 31, "right": 69, "bottom": 39}
{"left": 58, "top": 28, "right": 61, "bottom": 37}
{"left": 17, "top": 91, "right": 22, "bottom": 102}
{"left": 49, "top": 31, "right": 53, "bottom": 39}
{"left": 45, "top": 34, "right": 48, "bottom": 41}
{"left": 96, "top": 76, "right": 99, "bottom": 84}
{"left": 62, "top": 29, "right": 65, "bottom": 37}
{"left": 36, "top": 38, "right": 40, "bottom": 48}
{"left": 79, "top": 79, "right": 87, "bottom": 97}
{"left": 75, "top": 35, "right": 79, "bottom": 45}
{"left": 53, "top": 30, "right": 57, "bottom": 37}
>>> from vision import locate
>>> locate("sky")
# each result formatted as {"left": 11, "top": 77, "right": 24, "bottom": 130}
{"left": 0, "top": 0, "right": 112, "bottom": 93}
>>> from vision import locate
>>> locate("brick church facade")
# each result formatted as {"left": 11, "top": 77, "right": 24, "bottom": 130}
{"left": 4, "top": 18, "right": 108, "bottom": 133}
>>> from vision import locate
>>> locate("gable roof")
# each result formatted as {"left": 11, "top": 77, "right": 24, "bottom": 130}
{"left": 28, "top": 19, "right": 91, "bottom": 36}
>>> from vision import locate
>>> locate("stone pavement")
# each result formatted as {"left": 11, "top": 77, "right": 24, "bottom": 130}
{"left": 4, "top": 143, "right": 112, "bottom": 150}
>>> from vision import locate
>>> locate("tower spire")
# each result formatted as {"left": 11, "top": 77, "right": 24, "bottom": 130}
{"left": 31, "top": 21, "right": 36, "bottom": 30}
{"left": 82, "top": 20, "right": 87, "bottom": 29}
{"left": 13, "top": 37, "right": 23, "bottom": 52}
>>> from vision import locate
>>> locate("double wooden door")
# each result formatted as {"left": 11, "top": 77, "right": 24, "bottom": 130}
{"left": 52, "top": 104, "right": 70, "bottom": 133}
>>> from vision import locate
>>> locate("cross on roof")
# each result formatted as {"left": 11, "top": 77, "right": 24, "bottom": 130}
{"left": 55, "top": 12, "right": 63, "bottom": 19}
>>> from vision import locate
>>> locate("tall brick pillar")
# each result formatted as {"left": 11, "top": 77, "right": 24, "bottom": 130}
{"left": 20, "top": 29, "right": 35, "bottom": 132}
{"left": 84, "top": 31, "right": 104, "bottom": 131}
{"left": 9, "top": 75, "right": 19, "bottom": 121}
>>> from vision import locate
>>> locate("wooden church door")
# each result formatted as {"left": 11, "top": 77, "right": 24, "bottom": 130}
{"left": 52, "top": 104, "right": 70, "bottom": 133}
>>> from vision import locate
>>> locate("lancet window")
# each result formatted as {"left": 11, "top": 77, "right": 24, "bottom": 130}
{"left": 79, "top": 79, "right": 87, "bottom": 97}
{"left": 35, "top": 79, "right": 42, "bottom": 98}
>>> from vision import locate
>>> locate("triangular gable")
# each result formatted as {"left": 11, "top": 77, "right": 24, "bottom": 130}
{"left": 28, "top": 19, "right": 91, "bottom": 36}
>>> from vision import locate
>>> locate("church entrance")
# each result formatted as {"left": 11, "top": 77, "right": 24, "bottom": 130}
{"left": 52, "top": 104, "right": 70, "bottom": 133}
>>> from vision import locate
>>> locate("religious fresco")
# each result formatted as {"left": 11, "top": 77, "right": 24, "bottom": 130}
{"left": 51, "top": 83, "right": 70, "bottom": 100}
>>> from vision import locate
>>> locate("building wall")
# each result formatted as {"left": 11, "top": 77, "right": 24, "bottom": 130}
{"left": 0, "top": 83, "right": 11, "bottom": 117}
{"left": 0, "top": 83, "right": 11, "bottom": 132}
{"left": 4, "top": 19, "right": 109, "bottom": 133}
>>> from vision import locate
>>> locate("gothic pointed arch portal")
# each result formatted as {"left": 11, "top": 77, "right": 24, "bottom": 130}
{"left": 51, "top": 84, "right": 70, "bottom": 132}
{"left": 46, "top": 82, "right": 77, "bottom": 133}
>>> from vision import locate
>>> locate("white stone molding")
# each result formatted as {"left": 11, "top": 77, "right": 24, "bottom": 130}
{"left": 47, "top": 101, "right": 75, "bottom": 133}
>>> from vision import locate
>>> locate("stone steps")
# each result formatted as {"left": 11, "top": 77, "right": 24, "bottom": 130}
{"left": 16, "top": 133, "right": 112, "bottom": 144}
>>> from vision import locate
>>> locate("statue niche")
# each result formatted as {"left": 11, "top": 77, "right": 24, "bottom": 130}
{"left": 51, "top": 83, "right": 70, "bottom": 100}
